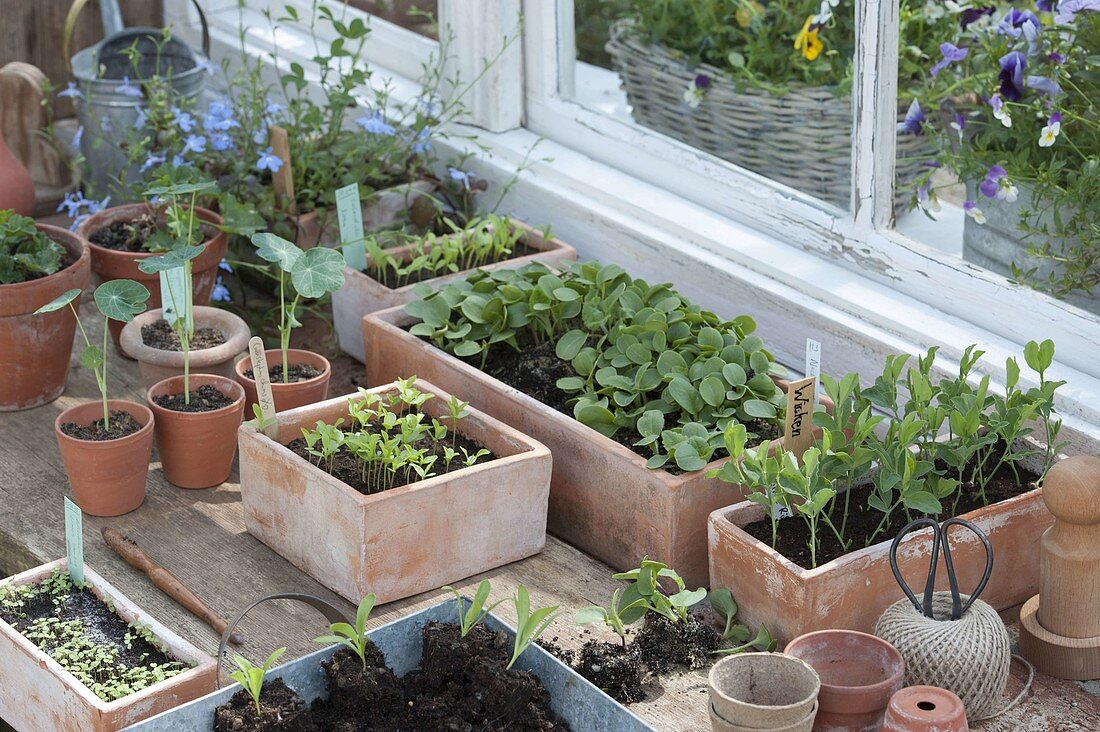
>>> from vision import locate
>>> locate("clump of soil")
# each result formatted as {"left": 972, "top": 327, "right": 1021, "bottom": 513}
{"left": 59, "top": 410, "right": 142, "bottom": 441}
{"left": 634, "top": 614, "right": 722, "bottom": 674}
{"left": 243, "top": 363, "right": 322, "bottom": 383}
{"left": 152, "top": 384, "right": 236, "bottom": 413}
{"left": 89, "top": 212, "right": 216, "bottom": 253}
{"left": 285, "top": 427, "right": 496, "bottom": 495}
{"left": 213, "top": 678, "right": 316, "bottom": 732}
{"left": 368, "top": 240, "right": 538, "bottom": 289}
{"left": 742, "top": 450, "right": 1041, "bottom": 569}
{"left": 141, "top": 319, "right": 227, "bottom": 351}
{"left": 573, "top": 640, "right": 646, "bottom": 704}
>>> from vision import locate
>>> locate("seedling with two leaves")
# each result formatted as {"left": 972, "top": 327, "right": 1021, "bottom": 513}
{"left": 229, "top": 647, "right": 286, "bottom": 716}
{"left": 313, "top": 594, "right": 377, "bottom": 669}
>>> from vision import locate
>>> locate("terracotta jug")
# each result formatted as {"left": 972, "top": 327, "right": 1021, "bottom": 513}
{"left": 0, "top": 127, "right": 35, "bottom": 215}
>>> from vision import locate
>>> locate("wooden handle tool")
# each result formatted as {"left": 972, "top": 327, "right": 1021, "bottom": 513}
{"left": 102, "top": 527, "right": 244, "bottom": 646}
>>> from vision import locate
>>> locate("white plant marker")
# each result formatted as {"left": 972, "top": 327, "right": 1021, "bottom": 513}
{"left": 249, "top": 336, "right": 279, "bottom": 439}
{"left": 64, "top": 497, "right": 84, "bottom": 586}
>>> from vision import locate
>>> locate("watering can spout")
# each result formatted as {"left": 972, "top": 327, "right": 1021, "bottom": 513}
{"left": 99, "top": 0, "right": 124, "bottom": 37}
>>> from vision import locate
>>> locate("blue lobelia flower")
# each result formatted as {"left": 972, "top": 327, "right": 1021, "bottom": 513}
{"left": 173, "top": 107, "right": 196, "bottom": 133}
{"left": 171, "top": 153, "right": 191, "bottom": 169}
{"left": 209, "top": 132, "right": 234, "bottom": 152}
{"left": 58, "top": 82, "right": 83, "bottom": 100}
{"left": 998, "top": 51, "right": 1027, "bottom": 101}
{"left": 356, "top": 112, "right": 396, "bottom": 136}
{"left": 898, "top": 100, "right": 925, "bottom": 136}
{"left": 133, "top": 106, "right": 148, "bottom": 129}
{"left": 256, "top": 147, "right": 283, "bottom": 173}
{"left": 182, "top": 134, "right": 207, "bottom": 155}
{"left": 931, "top": 42, "right": 968, "bottom": 77}
{"left": 412, "top": 127, "right": 432, "bottom": 154}
{"left": 115, "top": 75, "right": 142, "bottom": 98}
{"left": 218, "top": 259, "right": 234, "bottom": 273}
{"left": 212, "top": 277, "right": 231, "bottom": 303}
{"left": 448, "top": 167, "right": 473, "bottom": 191}
{"left": 140, "top": 153, "right": 167, "bottom": 173}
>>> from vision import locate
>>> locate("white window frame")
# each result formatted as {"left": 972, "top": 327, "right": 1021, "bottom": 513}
{"left": 176, "top": 0, "right": 1100, "bottom": 445}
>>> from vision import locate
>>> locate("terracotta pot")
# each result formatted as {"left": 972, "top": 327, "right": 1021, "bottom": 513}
{"left": 362, "top": 307, "right": 826, "bottom": 587}
{"left": 0, "top": 127, "right": 34, "bottom": 215}
{"left": 147, "top": 374, "right": 245, "bottom": 489}
{"left": 708, "top": 653, "right": 820, "bottom": 731}
{"left": 707, "top": 442, "right": 1054, "bottom": 645}
{"left": 120, "top": 306, "right": 251, "bottom": 390}
{"left": 54, "top": 400, "right": 155, "bottom": 517}
{"left": 75, "top": 203, "right": 228, "bottom": 351}
{"left": 333, "top": 219, "right": 577, "bottom": 362}
{"left": 883, "top": 687, "right": 968, "bottom": 732}
{"left": 784, "top": 630, "right": 905, "bottom": 732}
{"left": 238, "top": 379, "right": 551, "bottom": 603}
{"left": 0, "top": 559, "right": 216, "bottom": 731}
{"left": 0, "top": 224, "right": 90, "bottom": 410}
{"left": 234, "top": 348, "right": 331, "bottom": 413}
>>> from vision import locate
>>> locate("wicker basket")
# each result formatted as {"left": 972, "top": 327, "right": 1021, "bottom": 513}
{"left": 606, "top": 19, "right": 931, "bottom": 209}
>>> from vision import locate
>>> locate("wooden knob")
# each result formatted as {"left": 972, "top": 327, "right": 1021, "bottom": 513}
{"left": 1038, "top": 455, "right": 1100, "bottom": 638}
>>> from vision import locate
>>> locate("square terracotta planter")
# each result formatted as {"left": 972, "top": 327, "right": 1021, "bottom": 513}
{"left": 361, "top": 308, "right": 808, "bottom": 588}
{"left": 237, "top": 380, "right": 552, "bottom": 604}
{"left": 332, "top": 220, "right": 577, "bottom": 361}
{"left": 0, "top": 559, "right": 217, "bottom": 732}
{"left": 707, "top": 448, "right": 1058, "bottom": 644}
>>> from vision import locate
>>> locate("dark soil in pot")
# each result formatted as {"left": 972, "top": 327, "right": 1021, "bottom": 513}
{"left": 141, "top": 319, "right": 227, "bottom": 351}
{"left": 742, "top": 446, "right": 1041, "bottom": 569}
{"left": 88, "top": 213, "right": 217, "bottom": 253}
{"left": 367, "top": 240, "right": 539, "bottom": 289}
{"left": 635, "top": 614, "right": 722, "bottom": 673}
{"left": 58, "top": 410, "right": 143, "bottom": 441}
{"left": 243, "top": 363, "right": 323, "bottom": 383}
{"left": 214, "top": 678, "right": 316, "bottom": 732}
{"left": 151, "top": 385, "right": 236, "bottom": 413}
{"left": 573, "top": 640, "right": 646, "bottom": 703}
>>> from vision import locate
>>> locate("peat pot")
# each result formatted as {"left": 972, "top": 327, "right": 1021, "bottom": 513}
{"left": 125, "top": 598, "right": 654, "bottom": 731}
{"left": 332, "top": 219, "right": 577, "bottom": 362}
{"left": 0, "top": 559, "right": 216, "bottom": 732}
{"left": 54, "top": 399, "right": 155, "bottom": 516}
{"left": 362, "top": 306, "right": 818, "bottom": 587}
{"left": 121, "top": 306, "right": 251, "bottom": 391}
{"left": 234, "top": 348, "right": 331, "bottom": 413}
{"left": 708, "top": 653, "right": 820, "bottom": 732}
{"left": 147, "top": 374, "right": 245, "bottom": 489}
{"left": 785, "top": 630, "right": 905, "bottom": 732}
{"left": 237, "top": 380, "right": 552, "bottom": 604}
{"left": 75, "top": 203, "right": 228, "bottom": 350}
{"left": 708, "top": 443, "right": 1055, "bottom": 644}
{"left": 0, "top": 224, "right": 91, "bottom": 410}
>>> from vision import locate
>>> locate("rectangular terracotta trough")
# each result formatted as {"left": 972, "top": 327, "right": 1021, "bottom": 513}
{"left": 332, "top": 219, "right": 577, "bottom": 361}
{"left": 361, "top": 308, "right": 813, "bottom": 588}
{"left": 0, "top": 559, "right": 217, "bottom": 732}
{"left": 238, "top": 380, "right": 552, "bottom": 604}
{"left": 708, "top": 447, "right": 1058, "bottom": 644}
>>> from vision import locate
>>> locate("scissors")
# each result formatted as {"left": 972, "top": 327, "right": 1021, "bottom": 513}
{"left": 888, "top": 517, "right": 994, "bottom": 621}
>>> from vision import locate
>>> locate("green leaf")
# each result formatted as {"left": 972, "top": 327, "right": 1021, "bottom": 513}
{"left": 667, "top": 377, "right": 703, "bottom": 414}
{"left": 137, "top": 245, "right": 204, "bottom": 274}
{"left": 575, "top": 403, "right": 618, "bottom": 437}
{"left": 743, "top": 399, "right": 777, "bottom": 419}
{"left": 903, "top": 491, "right": 942, "bottom": 515}
{"left": 290, "top": 247, "right": 346, "bottom": 298}
{"left": 81, "top": 345, "right": 104, "bottom": 370}
{"left": 252, "top": 232, "right": 303, "bottom": 271}
{"left": 555, "top": 329, "right": 587, "bottom": 360}
{"left": 700, "top": 375, "right": 726, "bottom": 407}
{"left": 722, "top": 363, "right": 747, "bottom": 386}
{"left": 708, "top": 588, "right": 738, "bottom": 621}
{"left": 144, "top": 179, "right": 217, "bottom": 197}
{"left": 698, "top": 327, "right": 724, "bottom": 351}
{"left": 94, "top": 280, "right": 150, "bottom": 322}
{"left": 453, "top": 340, "right": 482, "bottom": 357}
{"left": 573, "top": 607, "right": 607, "bottom": 625}
{"left": 556, "top": 376, "right": 586, "bottom": 391}
{"left": 34, "top": 288, "right": 81, "bottom": 315}
{"left": 637, "top": 410, "right": 664, "bottom": 437}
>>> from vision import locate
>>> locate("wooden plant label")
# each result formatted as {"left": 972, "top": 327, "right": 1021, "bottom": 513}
{"left": 159, "top": 266, "right": 192, "bottom": 332}
{"left": 335, "top": 182, "right": 366, "bottom": 272}
{"left": 784, "top": 376, "right": 816, "bottom": 462}
{"left": 64, "top": 497, "right": 84, "bottom": 586}
{"left": 248, "top": 336, "right": 279, "bottom": 439}
{"left": 805, "top": 338, "right": 822, "bottom": 404}
{"left": 269, "top": 125, "right": 296, "bottom": 215}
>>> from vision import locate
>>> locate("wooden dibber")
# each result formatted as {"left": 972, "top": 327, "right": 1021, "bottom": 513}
{"left": 102, "top": 527, "right": 244, "bottom": 646}
{"left": 1018, "top": 455, "right": 1100, "bottom": 680}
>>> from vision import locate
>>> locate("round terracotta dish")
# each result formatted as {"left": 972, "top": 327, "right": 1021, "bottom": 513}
{"left": 883, "top": 686, "right": 968, "bottom": 732}
{"left": 121, "top": 306, "right": 251, "bottom": 390}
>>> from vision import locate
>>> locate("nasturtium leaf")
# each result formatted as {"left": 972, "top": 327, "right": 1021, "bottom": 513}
{"left": 94, "top": 280, "right": 150, "bottom": 322}
{"left": 575, "top": 403, "right": 618, "bottom": 437}
{"left": 453, "top": 340, "right": 482, "bottom": 357}
{"left": 251, "top": 232, "right": 303, "bottom": 271}
{"left": 749, "top": 350, "right": 772, "bottom": 375}
{"left": 34, "top": 288, "right": 82, "bottom": 315}
{"left": 556, "top": 329, "right": 587, "bottom": 360}
{"left": 742, "top": 399, "right": 777, "bottom": 419}
{"left": 81, "top": 345, "right": 104, "bottom": 370}
{"left": 700, "top": 375, "right": 726, "bottom": 407}
{"left": 722, "top": 363, "right": 747, "bottom": 387}
{"left": 290, "top": 247, "right": 346, "bottom": 298}
{"left": 137, "top": 245, "right": 204, "bottom": 274}
{"left": 698, "top": 327, "right": 724, "bottom": 351}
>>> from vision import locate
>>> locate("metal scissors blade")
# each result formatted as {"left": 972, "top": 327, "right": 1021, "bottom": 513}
{"left": 888, "top": 517, "right": 993, "bottom": 620}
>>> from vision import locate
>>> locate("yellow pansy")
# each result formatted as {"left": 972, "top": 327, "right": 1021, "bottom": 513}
{"left": 736, "top": 1, "right": 764, "bottom": 29}
{"left": 794, "top": 16, "right": 824, "bottom": 61}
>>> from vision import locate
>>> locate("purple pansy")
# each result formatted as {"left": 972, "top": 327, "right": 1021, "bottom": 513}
{"left": 256, "top": 147, "right": 283, "bottom": 173}
{"left": 978, "top": 165, "right": 1019, "bottom": 202}
{"left": 998, "top": 51, "right": 1027, "bottom": 101}
{"left": 1055, "top": 0, "right": 1100, "bottom": 23}
{"left": 694, "top": 74, "right": 711, "bottom": 90}
{"left": 1036, "top": 0, "right": 1054, "bottom": 9}
{"left": 898, "top": 100, "right": 925, "bottom": 136}
{"left": 997, "top": 8, "right": 1041, "bottom": 37}
{"left": 931, "top": 42, "right": 968, "bottom": 77}
{"left": 1027, "top": 75, "right": 1063, "bottom": 96}
{"left": 960, "top": 6, "right": 995, "bottom": 28}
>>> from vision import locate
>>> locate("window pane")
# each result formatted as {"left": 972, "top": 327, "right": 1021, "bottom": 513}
{"left": 570, "top": 0, "right": 856, "bottom": 209}
{"left": 344, "top": 0, "right": 438, "bottom": 37}
{"left": 896, "top": 3, "right": 1100, "bottom": 317}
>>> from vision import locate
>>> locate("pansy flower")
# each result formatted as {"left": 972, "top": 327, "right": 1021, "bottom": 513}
{"left": 998, "top": 51, "right": 1027, "bottom": 101}
{"left": 1036, "top": 0, "right": 1054, "bottom": 10}
{"left": 917, "top": 182, "right": 941, "bottom": 213}
{"left": 950, "top": 111, "right": 966, "bottom": 141}
{"left": 959, "top": 5, "right": 995, "bottom": 28}
{"left": 990, "top": 94, "right": 1013, "bottom": 127}
{"left": 256, "top": 147, "right": 283, "bottom": 173}
{"left": 1055, "top": 0, "right": 1100, "bottom": 24}
{"left": 1027, "top": 75, "right": 1062, "bottom": 96}
{"left": 979, "top": 165, "right": 1018, "bottom": 202}
{"left": 1039, "top": 112, "right": 1062, "bottom": 147}
{"left": 794, "top": 17, "right": 824, "bottom": 61}
{"left": 682, "top": 74, "right": 710, "bottom": 109}
{"left": 996, "top": 8, "right": 1040, "bottom": 37}
{"left": 931, "top": 42, "right": 968, "bottom": 77}
{"left": 963, "top": 200, "right": 986, "bottom": 224}
{"left": 898, "top": 100, "right": 925, "bottom": 136}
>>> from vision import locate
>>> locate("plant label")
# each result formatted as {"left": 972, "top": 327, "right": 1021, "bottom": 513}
{"left": 805, "top": 338, "right": 821, "bottom": 404}
{"left": 269, "top": 125, "right": 297, "bottom": 215}
{"left": 64, "top": 497, "right": 84, "bottom": 586}
{"left": 335, "top": 182, "right": 366, "bottom": 272}
{"left": 784, "top": 376, "right": 816, "bottom": 462}
{"left": 159, "top": 266, "right": 192, "bottom": 332}
{"left": 772, "top": 504, "right": 793, "bottom": 520}
{"left": 248, "top": 336, "right": 279, "bottom": 439}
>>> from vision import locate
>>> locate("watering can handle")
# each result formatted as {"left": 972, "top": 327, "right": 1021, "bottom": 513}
{"left": 64, "top": 0, "right": 211, "bottom": 72}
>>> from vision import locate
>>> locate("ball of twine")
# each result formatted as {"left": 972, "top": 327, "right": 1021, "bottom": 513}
{"left": 874, "top": 591, "right": 1010, "bottom": 720}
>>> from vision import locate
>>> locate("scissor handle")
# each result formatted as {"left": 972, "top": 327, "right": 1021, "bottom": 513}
{"left": 889, "top": 517, "right": 941, "bottom": 618}
{"left": 940, "top": 517, "right": 994, "bottom": 620}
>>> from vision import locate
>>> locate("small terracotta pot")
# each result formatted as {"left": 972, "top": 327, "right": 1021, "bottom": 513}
{"left": 0, "top": 225, "right": 91, "bottom": 410}
{"left": 54, "top": 400, "right": 155, "bottom": 517}
{"left": 120, "top": 306, "right": 251, "bottom": 390}
{"left": 147, "top": 374, "right": 245, "bottom": 489}
{"left": 234, "top": 348, "right": 331, "bottom": 413}
{"left": 75, "top": 203, "right": 228, "bottom": 351}
{"left": 784, "top": 630, "right": 905, "bottom": 732}
{"left": 883, "top": 687, "right": 968, "bottom": 732}
{"left": 709, "top": 653, "right": 820, "bottom": 731}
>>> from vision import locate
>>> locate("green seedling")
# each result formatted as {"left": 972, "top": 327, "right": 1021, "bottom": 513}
{"left": 314, "top": 594, "right": 377, "bottom": 668}
{"left": 713, "top": 624, "right": 777, "bottom": 655}
{"left": 507, "top": 585, "right": 562, "bottom": 669}
{"left": 707, "top": 588, "right": 750, "bottom": 643}
{"left": 443, "top": 580, "right": 505, "bottom": 637}
{"left": 574, "top": 586, "right": 649, "bottom": 646}
{"left": 230, "top": 647, "right": 286, "bottom": 715}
